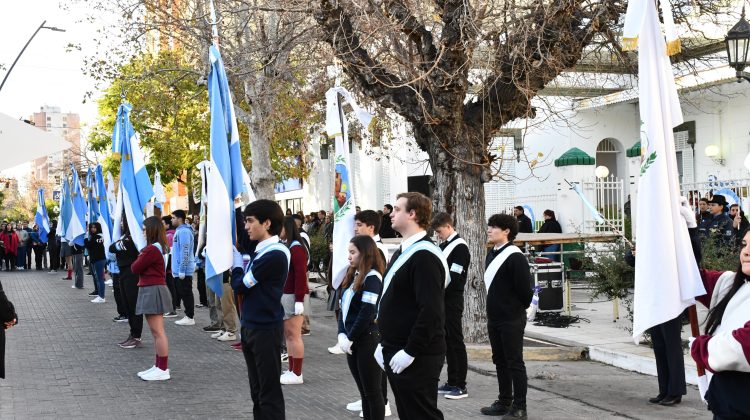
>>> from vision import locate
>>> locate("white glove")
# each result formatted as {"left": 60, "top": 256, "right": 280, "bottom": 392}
{"left": 374, "top": 343, "right": 385, "bottom": 371}
{"left": 178, "top": 272, "right": 185, "bottom": 280}
{"left": 389, "top": 349, "right": 415, "bottom": 374}
{"left": 232, "top": 247, "right": 243, "bottom": 269}
{"left": 338, "top": 333, "right": 353, "bottom": 355}
{"left": 294, "top": 302, "right": 305, "bottom": 316}
{"left": 679, "top": 197, "right": 698, "bottom": 229}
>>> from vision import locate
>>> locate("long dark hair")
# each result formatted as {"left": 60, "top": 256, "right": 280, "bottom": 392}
{"left": 342, "top": 235, "right": 385, "bottom": 292}
{"left": 705, "top": 228, "right": 750, "bottom": 335}
{"left": 144, "top": 216, "right": 168, "bottom": 254}
{"left": 89, "top": 222, "right": 101, "bottom": 235}
{"left": 281, "top": 216, "right": 303, "bottom": 248}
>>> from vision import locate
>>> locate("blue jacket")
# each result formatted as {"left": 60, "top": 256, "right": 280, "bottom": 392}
{"left": 171, "top": 224, "right": 195, "bottom": 276}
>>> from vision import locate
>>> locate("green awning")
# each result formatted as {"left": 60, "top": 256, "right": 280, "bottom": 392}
{"left": 554, "top": 147, "right": 595, "bottom": 167}
{"left": 626, "top": 141, "right": 641, "bottom": 158}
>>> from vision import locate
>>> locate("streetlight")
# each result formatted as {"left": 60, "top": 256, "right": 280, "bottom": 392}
{"left": 725, "top": 7, "right": 750, "bottom": 83}
{"left": 0, "top": 20, "right": 66, "bottom": 93}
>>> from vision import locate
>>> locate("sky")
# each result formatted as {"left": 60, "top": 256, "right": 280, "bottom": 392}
{"left": 0, "top": 0, "right": 117, "bottom": 189}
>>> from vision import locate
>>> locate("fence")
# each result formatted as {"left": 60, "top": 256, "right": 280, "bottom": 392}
{"left": 490, "top": 192, "right": 558, "bottom": 231}
{"left": 680, "top": 178, "right": 750, "bottom": 211}
{"left": 582, "top": 175, "right": 625, "bottom": 234}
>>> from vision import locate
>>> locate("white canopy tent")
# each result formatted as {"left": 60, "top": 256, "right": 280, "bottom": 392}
{"left": 0, "top": 112, "right": 72, "bottom": 171}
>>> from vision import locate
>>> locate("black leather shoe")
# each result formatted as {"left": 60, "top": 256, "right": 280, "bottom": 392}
{"left": 648, "top": 394, "right": 666, "bottom": 404}
{"left": 659, "top": 395, "right": 682, "bottom": 406}
{"left": 502, "top": 408, "right": 528, "bottom": 420}
{"left": 480, "top": 400, "right": 511, "bottom": 416}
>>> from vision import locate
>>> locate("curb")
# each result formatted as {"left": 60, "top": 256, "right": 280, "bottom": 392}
{"left": 587, "top": 346, "right": 700, "bottom": 386}
{"left": 467, "top": 344, "right": 588, "bottom": 362}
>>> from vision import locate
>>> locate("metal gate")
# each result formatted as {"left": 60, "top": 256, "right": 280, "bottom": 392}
{"left": 582, "top": 175, "right": 625, "bottom": 233}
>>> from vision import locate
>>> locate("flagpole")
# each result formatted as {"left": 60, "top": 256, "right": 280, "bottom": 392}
{"left": 564, "top": 178, "right": 634, "bottom": 248}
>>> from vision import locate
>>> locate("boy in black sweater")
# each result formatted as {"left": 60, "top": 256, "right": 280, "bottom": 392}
{"left": 432, "top": 212, "right": 471, "bottom": 400}
{"left": 231, "top": 200, "right": 290, "bottom": 420}
{"left": 481, "top": 214, "right": 532, "bottom": 420}
{"left": 376, "top": 192, "right": 448, "bottom": 420}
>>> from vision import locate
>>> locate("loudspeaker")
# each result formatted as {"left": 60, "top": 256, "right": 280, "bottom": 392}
{"left": 407, "top": 175, "right": 431, "bottom": 198}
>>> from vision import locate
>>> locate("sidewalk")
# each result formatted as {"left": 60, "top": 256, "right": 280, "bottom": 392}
{"left": 525, "top": 285, "right": 706, "bottom": 385}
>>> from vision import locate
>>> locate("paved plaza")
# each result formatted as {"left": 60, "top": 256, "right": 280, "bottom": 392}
{"left": 0, "top": 270, "right": 709, "bottom": 419}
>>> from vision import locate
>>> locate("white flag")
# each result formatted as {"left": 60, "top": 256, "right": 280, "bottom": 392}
{"left": 325, "top": 87, "right": 372, "bottom": 289}
{"left": 629, "top": 0, "right": 705, "bottom": 343}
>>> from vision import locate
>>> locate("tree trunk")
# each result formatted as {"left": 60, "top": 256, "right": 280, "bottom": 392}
{"left": 418, "top": 125, "right": 490, "bottom": 343}
{"left": 236, "top": 85, "right": 276, "bottom": 200}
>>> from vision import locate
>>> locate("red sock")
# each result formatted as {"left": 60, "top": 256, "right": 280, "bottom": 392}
{"left": 293, "top": 357, "right": 303, "bottom": 376}
{"left": 288, "top": 356, "right": 295, "bottom": 373}
{"left": 156, "top": 355, "right": 168, "bottom": 370}
{"left": 67, "top": 269, "right": 72, "bottom": 279}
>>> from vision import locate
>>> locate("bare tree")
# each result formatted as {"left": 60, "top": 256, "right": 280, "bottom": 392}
{"left": 313, "top": 0, "right": 725, "bottom": 341}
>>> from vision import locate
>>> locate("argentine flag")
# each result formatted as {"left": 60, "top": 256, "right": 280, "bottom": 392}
{"left": 59, "top": 177, "right": 71, "bottom": 241}
{"left": 35, "top": 188, "right": 50, "bottom": 243}
{"left": 95, "top": 165, "right": 114, "bottom": 252}
{"left": 112, "top": 103, "right": 155, "bottom": 251}
{"left": 86, "top": 167, "right": 100, "bottom": 225}
{"left": 205, "top": 45, "right": 248, "bottom": 297}
{"left": 67, "top": 165, "right": 88, "bottom": 246}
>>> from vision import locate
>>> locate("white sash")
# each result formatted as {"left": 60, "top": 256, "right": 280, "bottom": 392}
{"left": 341, "top": 269, "right": 382, "bottom": 324}
{"left": 243, "top": 242, "right": 290, "bottom": 286}
{"left": 442, "top": 237, "right": 468, "bottom": 261}
{"left": 483, "top": 245, "right": 522, "bottom": 292}
{"left": 378, "top": 241, "right": 449, "bottom": 317}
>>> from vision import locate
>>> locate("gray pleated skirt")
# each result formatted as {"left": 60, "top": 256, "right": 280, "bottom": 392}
{"left": 136, "top": 285, "right": 173, "bottom": 315}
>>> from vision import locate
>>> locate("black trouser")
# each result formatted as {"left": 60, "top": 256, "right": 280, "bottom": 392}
{"left": 4, "top": 254, "right": 13, "bottom": 270}
{"left": 488, "top": 317, "right": 527, "bottom": 410}
{"left": 649, "top": 315, "right": 686, "bottom": 397}
{"left": 176, "top": 275, "right": 194, "bottom": 318}
{"left": 119, "top": 267, "right": 142, "bottom": 339}
{"left": 444, "top": 293, "right": 467, "bottom": 388}
{"left": 196, "top": 268, "right": 208, "bottom": 306}
{"left": 49, "top": 244, "right": 60, "bottom": 270}
{"left": 241, "top": 325, "right": 285, "bottom": 420}
{"left": 111, "top": 273, "right": 126, "bottom": 317}
{"left": 33, "top": 245, "right": 45, "bottom": 270}
{"left": 25, "top": 246, "right": 31, "bottom": 269}
{"left": 347, "top": 332, "right": 385, "bottom": 420}
{"left": 165, "top": 271, "right": 179, "bottom": 311}
{"left": 384, "top": 346, "right": 444, "bottom": 420}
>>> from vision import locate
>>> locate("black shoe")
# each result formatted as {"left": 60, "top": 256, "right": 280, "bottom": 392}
{"left": 480, "top": 400, "right": 511, "bottom": 416}
{"left": 648, "top": 394, "right": 666, "bottom": 404}
{"left": 659, "top": 396, "right": 681, "bottom": 406}
{"left": 502, "top": 408, "right": 527, "bottom": 420}
{"left": 88, "top": 291, "right": 98, "bottom": 296}
{"left": 203, "top": 325, "right": 221, "bottom": 332}
{"left": 113, "top": 315, "right": 128, "bottom": 322}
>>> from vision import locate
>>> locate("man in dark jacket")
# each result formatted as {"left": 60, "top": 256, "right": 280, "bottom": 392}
{"left": 380, "top": 204, "right": 397, "bottom": 238}
{"left": 537, "top": 210, "right": 562, "bottom": 261}
{"left": 481, "top": 213, "right": 532, "bottom": 420}
{"left": 700, "top": 195, "right": 733, "bottom": 246}
{"left": 513, "top": 206, "right": 533, "bottom": 234}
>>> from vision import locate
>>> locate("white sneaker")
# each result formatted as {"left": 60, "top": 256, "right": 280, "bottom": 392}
{"left": 141, "top": 367, "right": 170, "bottom": 381}
{"left": 105, "top": 279, "right": 113, "bottom": 286}
{"left": 280, "top": 371, "right": 303, "bottom": 385}
{"left": 217, "top": 331, "right": 236, "bottom": 341}
{"left": 328, "top": 344, "right": 345, "bottom": 354}
{"left": 175, "top": 316, "right": 195, "bottom": 326}
{"left": 137, "top": 365, "right": 157, "bottom": 378}
{"left": 211, "top": 329, "right": 226, "bottom": 339}
{"left": 347, "top": 400, "right": 362, "bottom": 411}
{"left": 71, "top": 285, "right": 76, "bottom": 289}
{"left": 91, "top": 297, "right": 105, "bottom": 303}
{"left": 385, "top": 402, "right": 392, "bottom": 416}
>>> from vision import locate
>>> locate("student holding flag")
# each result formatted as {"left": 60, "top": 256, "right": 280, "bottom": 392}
{"left": 34, "top": 188, "right": 50, "bottom": 271}
{"left": 480, "top": 213, "right": 532, "bottom": 420}
{"left": 376, "top": 192, "right": 449, "bottom": 420}
{"left": 231, "top": 199, "right": 289, "bottom": 420}
{"left": 84, "top": 222, "right": 107, "bottom": 303}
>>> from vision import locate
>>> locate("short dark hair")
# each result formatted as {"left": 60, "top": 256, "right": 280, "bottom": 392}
{"left": 488, "top": 213, "right": 519, "bottom": 241}
{"left": 171, "top": 209, "right": 187, "bottom": 221}
{"left": 699, "top": 198, "right": 709, "bottom": 204}
{"left": 161, "top": 216, "right": 172, "bottom": 228}
{"left": 396, "top": 192, "right": 432, "bottom": 229}
{"left": 431, "top": 212, "right": 453, "bottom": 230}
{"left": 730, "top": 204, "right": 739, "bottom": 209}
{"left": 543, "top": 209, "right": 556, "bottom": 220}
{"left": 292, "top": 213, "right": 305, "bottom": 223}
{"left": 514, "top": 206, "right": 524, "bottom": 213}
{"left": 244, "top": 200, "right": 284, "bottom": 236}
{"left": 355, "top": 210, "right": 381, "bottom": 233}
{"left": 384, "top": 204, "right": 393, "bottom": 212}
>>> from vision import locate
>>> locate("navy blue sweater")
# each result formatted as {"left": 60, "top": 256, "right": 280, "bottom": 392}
{"left": 338, "top": 271, "right": 382, "bottom": 341}
{"left": 231, "top": 240, "right": 289, "bottom": 330}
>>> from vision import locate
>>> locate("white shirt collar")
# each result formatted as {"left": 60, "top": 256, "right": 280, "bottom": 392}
{"left": 373, "top": 234, "right": 381, "bottom": 242}
{"left": 446, "top": 232, "right": 458, "bottom": 243}
{"left": 493, "top": 240, "right": 510, "bottom": 251}
{"left": 400, "top": 230, "right": 427, "bottom": 250}
{"left": 255, "top": 235, "right": 280, "bottom": 254}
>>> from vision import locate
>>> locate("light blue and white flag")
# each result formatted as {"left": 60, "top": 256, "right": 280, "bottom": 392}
{"left": 67, "top": 165, "right": 87, "bottom": 246}
{"left": 96, "top": 165, "right": 114, "bottom": 253}
{"left": 59, "top": 177, "right": 71, "bottom": 241}
{"left": 106, "top": 172, "right": 116, "bottom": 217}
{"left": 205, "top": 45, "right": 249, "bottom": 297}
{"left": 35, "top": 188, "right": 50, "bottom": 243}
{"left": 112, "top": 103, "right": 155, "bottom": 250}
{"left": 325, "top": 86, "right": 373, "bottom": 289}
{"left": 86, "top": 167, "right": 100, "bottom": 226}
{"left": 571, "top": 183, "right": 605, "bottom": 224}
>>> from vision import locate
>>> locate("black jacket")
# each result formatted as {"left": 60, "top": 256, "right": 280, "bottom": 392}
{"left": 517, "top": 215, "right": 533, "bottom": 233}
{"left": 538, "top": 220, "right": 562, "bottom": 234}
{"left": 109, "top": 235, "right": 140, "bottom": 268}
{"left": 338, "top": 271, "right": 382, "bottom": 341}
{"left": 379, "top": 214, "right": 396, "bottom": 238}
{"left": 84, "top": 234, "right": 106, "bottom": 263}
{"left": 439, "top": 234, "right": 470, "bottom": 300}
{"left": 378, "top": 236, "right": 446, "bottom": 356}
{"left": 485, "top": 243, "right": 533, "bottom": 323}
{"left": 0, "top": 279, "right": 18, "bottom": 379}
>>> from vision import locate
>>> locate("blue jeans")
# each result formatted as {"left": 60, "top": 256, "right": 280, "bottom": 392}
{"left": 92, "top": 259, "right": 106, "bottom": 298}
{"left": 542, "top": 244, "right": 561, "bottom": 262}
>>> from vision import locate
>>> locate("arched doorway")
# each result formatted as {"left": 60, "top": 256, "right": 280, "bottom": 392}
{"left": 596, "top": 138, "right": 622, "bottom": 178}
